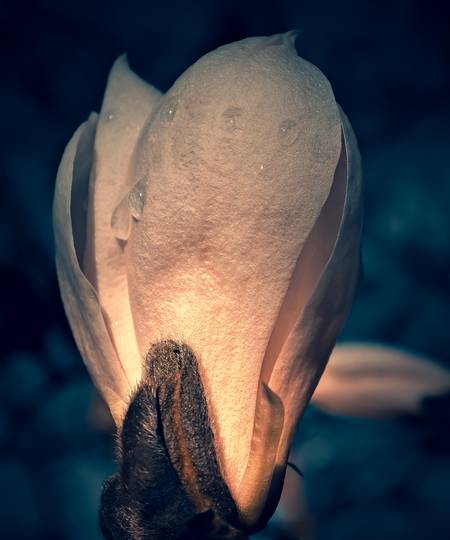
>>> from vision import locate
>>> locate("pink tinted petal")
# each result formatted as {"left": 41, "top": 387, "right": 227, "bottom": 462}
{"left": 313, "top": 343, "right": 450, "bottom": 417}
{"left": 125, "top": 33, "right": 342, "bottom": 503}
{"left": 53, "top": 114, "right": 131, "bottom": 423}
{"left": 83, "top": 57, "right": 163, "bottom": 402}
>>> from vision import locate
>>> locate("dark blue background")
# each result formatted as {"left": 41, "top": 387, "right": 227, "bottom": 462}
{"left": 1, "top": 1, "right": 449, "bottom": 539}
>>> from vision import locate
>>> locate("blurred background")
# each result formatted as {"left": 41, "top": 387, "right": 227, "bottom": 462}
{"left": 1, "top": 1, "right": 449, "bottom": 539}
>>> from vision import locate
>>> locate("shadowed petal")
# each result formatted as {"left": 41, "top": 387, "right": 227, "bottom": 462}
{"left": 53, "top": 114, "right": 130, "bottom": 423}
{"left": 237, "top": 107, "right": 362, "bottom": 529}
{"left": 265, "top": 108, "right": 362, "bottom": 467}
{"left": 312, "top": 343, "right": 450, "bottom": 417}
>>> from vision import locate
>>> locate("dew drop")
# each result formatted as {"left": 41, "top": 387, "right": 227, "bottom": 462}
{"left": 128, "top": 177, "right": 147, "bottom": 221}
{"left": 278, "top": 119, "right": 299, "bottom": 147}
{"left": 222, "top": 107, "right": 243, "bottom": 132}
{"left": 111, "top": 194, "right": 131, "bottom": 241}
{"left": 163, "top": 99, "right": 177, "bottom": 122}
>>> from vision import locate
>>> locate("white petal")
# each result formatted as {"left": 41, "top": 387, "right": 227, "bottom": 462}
{"left": 53, "top": 114, "right": 130, "bottom": 423}
{"left": 125, "top": 31, "right": 345, "bottom": 511}
{"left": 265, "top": 107, "right": 362, "bottom": 463}
{"left": 312, "top": 343, "right": 450, "bottom": 417}
{"left": 238, "top": 106, "right": 362, "bottom": 528}
{"left": 83, "top": 56, "right": 163, "bottom": 406}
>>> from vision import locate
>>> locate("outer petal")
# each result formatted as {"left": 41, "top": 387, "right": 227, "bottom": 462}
{"left": 265, "top": 107, "right": 362, "bottom": 457}
{"left": 84, "top": 56, "right": 163, "bottom": 410}
{"left": 312, "top": 343, "right": 450, "bottom": 417}
{"left": 53, "top": 114, "right": 130, "bottom": 423}
{"left": 238, "top": 108, "right": 363, "bottom": 528}
{"left": 54, "top": 57, "right": 162, "bottom": 424}
{"left": 125, "top": 32, "right": 343, "bottom": 508}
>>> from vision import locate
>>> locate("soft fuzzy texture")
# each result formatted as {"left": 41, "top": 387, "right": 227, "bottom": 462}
{"left": 100, "top": 341, "right": 245, "bottom": 539}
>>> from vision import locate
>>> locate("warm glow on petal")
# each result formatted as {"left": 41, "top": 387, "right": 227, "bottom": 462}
{"left": 83, "top": 56, "right": 163, "bottom": 404}
{"left": 236, "top": 107, "right": 362, "bottom": 528}
{"left": 54, "top": 32, "right": 364, "bottom": 530}
{"left": 122, "top": 32, "right": 355, "bottom": 519}
{"left": 53, "top": 114, "right": 130, "bottom": 423}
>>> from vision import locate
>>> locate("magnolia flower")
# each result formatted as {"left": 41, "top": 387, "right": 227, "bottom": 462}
{"left": 53, "top": 32, "right": 362, "bottom": 537}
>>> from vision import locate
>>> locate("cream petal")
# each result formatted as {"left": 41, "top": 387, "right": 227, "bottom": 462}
{"left": 236, "top": 383, "right": 284, "bottom": 529}
{"left": 312, "top": 343, "right": 450, "bottom": 417}
{"left": 83, "top": 56, "right": 163, "bottom": 404}
{"left": 266, "top": 108, "right": 362, "bottom": 467}
{"left": 53, "top": 114, "right": 131, "bottom": 424}
{"left": 125, "top": 32, "right": 343, "bottom": 506}
{"left": 237, "top": 108, "right": 362, "bottom": 529}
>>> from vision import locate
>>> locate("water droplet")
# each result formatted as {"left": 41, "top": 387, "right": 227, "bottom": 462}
{"left": 278, "top": 119, "right": 299, "bottom": 147}
{"left": 222, "top": 107, "right": 243, "bottom": 132}
{"left": 106, "top": 111, "right": 115, "bottom": 121}
{"left": 111, "top": 194, "right": 131, "bottom": 241}
{"left": 163, "top": 99, "right": 177, "bottom": 122}
{"left": 128, "top": 177, "right": 147, "bottom": 221}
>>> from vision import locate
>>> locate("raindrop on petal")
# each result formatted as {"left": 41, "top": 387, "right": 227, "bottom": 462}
{"left": 221, "top": 107, "right": 243, "bottom": 132}
{"left": 278, "top": 119, "right": 299, "bottom": 147}
{"left": 163, "top": 98, "right": 177, "bottom": 122}
{"left": 128, "top": 177, "right": 147, "bottom": 221}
